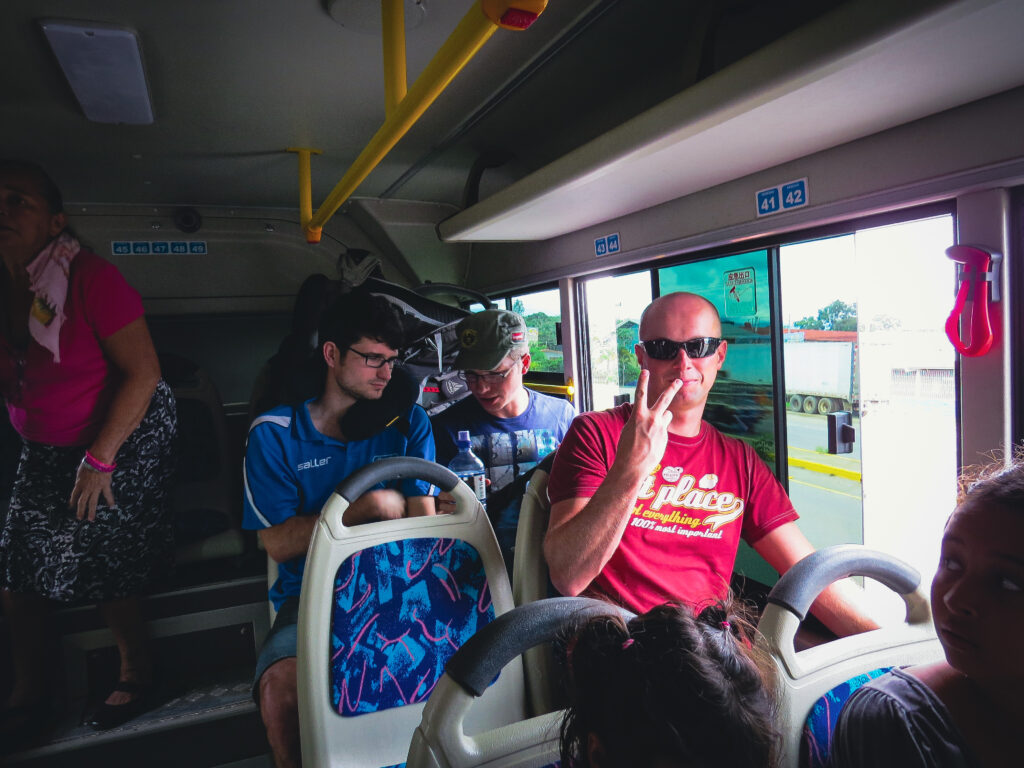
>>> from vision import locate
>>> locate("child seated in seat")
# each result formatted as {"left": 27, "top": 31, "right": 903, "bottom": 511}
{"left": 830, "top": 456, "right": 1024, "bottom": 768}
{"left": 559, "top": 600, "right": 780, "bottom": 768}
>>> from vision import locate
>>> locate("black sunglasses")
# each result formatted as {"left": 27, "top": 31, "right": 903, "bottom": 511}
{"left": 640, "top": 337, "right": 722, "bottom": 360}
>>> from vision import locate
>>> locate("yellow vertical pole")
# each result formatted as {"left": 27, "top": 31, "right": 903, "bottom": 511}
{"left": 287, "top": 147, "right": 322, "bottom": 242}
{"left": 382, "top": 0, "right": 407, "bottom": 118}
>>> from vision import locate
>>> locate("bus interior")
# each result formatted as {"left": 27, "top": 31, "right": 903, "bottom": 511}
{"left": 1, "top": 0, "right": 1022, "bottom": 765}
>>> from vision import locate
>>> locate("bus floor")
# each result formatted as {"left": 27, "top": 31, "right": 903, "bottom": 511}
{"left": 1, "top": 563, "right": 272, "bottom": 767}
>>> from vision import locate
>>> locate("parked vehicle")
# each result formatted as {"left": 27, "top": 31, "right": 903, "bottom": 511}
{"left": 784, "top": 338, "right": 857, "bottom": 414}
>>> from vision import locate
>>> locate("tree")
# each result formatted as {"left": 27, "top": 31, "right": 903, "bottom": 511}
{"left": 794, "top": 300, "right": 857, "bottom": 331}
{"left": 524, "top": 311, "right": 563, "bottom": 372}
{"left": 512, "top": 299, "right": 526, "bottom": 315}
{"left": 616, "top": 322, "right": 641, "bottom": 386}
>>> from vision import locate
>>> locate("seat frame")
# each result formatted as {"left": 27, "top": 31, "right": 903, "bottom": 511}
{"left": 755, "top": 545, "right": 943, "bottom": 768}
{"left": 297, "top": 458, "right": 525, "bottom": 768}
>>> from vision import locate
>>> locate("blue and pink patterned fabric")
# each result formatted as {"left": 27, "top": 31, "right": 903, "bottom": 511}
{"left": 330, "top": 537, "right": 495, "bottom": 716}
{"left": 800, "top": 666, "right": 892, "bottom": 768}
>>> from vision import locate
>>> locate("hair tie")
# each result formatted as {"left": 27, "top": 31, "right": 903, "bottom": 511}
{"left": 621, "top": 638, "right": 635, "bottom": 650}
{"left": 721, "top": 621, "right": 731, "bottom": 631}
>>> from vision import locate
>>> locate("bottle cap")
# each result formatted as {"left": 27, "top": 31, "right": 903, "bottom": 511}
{"left": 457, "top": 430, "right": 470, "bottom": 442}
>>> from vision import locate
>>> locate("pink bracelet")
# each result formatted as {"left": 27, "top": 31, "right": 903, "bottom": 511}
{"left": 83, "top": 450, "right": 116, "bottom": 473}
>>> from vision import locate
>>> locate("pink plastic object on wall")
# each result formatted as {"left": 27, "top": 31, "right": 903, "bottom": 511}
{"left": 944, "top": 245, "right": 997, "bottom": 357}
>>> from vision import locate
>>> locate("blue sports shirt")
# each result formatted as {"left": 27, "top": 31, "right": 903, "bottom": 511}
{"left": 243, "top": 398, "right": 436, "bottom": 610}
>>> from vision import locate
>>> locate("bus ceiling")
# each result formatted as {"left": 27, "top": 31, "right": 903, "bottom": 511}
{"left": 440, "top": 0, "right": 1024, "bottom": 243}
{"left": 294, "top": 0, "right": 547, "bottom": 244}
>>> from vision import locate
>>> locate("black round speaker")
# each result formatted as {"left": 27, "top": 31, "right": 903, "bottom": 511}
{"left": 173, "top": 207, "right": 202, "bottom": 233}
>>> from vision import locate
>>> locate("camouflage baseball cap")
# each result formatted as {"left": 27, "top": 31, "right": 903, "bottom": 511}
{"left": 454, "top": 309, "right": 528, "bottom": 371}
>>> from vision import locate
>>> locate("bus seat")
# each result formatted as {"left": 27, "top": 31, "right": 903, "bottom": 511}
{"left": 406, "top": 597, "right": 634, "bottom": 768}
{"left": 248, "top": 273, "right": 332, "bottom": 423}
{"left": 160, "top": 353, "right": 244, "bottom": 565}
{"left": 800, "top": 666, "right": 893, "bottom": 768}
{"left": 266, "top": 549, "right": 279, "bottom": 624}
{"left": 298, "top": 457, "right": 525, "bottom": 768}
{"left": 755, "top": 545, "right": 943, "bottom": 768}
{"left": 511, "top": 453, "right": 555, "bottom": 607}
{"left": 511, "top": 454, "right": 561, "bottom": 715}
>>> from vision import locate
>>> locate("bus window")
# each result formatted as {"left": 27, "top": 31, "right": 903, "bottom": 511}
{"left": 508, "top": 288, "right": 564, "bottom": 377}
{"left": 580, "top": 271, "right": 653, "bottom": 411}
{"left": 658, "top": 251, "right": 780, "bottom": 586}
{"left": 779, "top": 214, "right": 957, "bottom": 619}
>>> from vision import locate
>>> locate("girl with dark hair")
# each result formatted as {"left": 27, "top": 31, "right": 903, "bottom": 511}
{"left": 0, "top": 161, "right": 177, "bottom": 743}
{"left": 830, "top": 454, "right": 1024, "bottom": 768}
{"left": 560, "top": 600, "right": 780, "bottom": 768}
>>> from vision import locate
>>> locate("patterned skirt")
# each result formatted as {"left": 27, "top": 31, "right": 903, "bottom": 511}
{"left": 0, "top": 379, "right": 177, "bottom": 603}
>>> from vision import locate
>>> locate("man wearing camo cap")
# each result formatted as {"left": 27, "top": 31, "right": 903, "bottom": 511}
{"left": 432, "top": 308, "right": 575, "bottom": 570}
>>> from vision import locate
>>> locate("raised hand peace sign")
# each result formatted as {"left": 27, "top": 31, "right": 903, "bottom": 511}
{"left": 613, "top": 369, "right": 682, "bottom": 478}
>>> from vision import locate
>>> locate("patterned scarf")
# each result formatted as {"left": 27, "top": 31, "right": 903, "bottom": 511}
{"left": 25, "top": 231, "right": 80, "bottom": 362}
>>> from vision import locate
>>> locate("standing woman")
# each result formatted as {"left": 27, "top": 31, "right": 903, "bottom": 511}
{"left": 0, "top": 161, "right": 177, "bottom": 740}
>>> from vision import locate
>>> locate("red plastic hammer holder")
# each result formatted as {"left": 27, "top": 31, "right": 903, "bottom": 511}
{"left": 944, "top": 244, "right": 1001, "bottom": 357}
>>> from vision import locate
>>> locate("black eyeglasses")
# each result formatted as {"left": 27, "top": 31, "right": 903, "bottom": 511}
{"left": 457, "top": 366, "right": 516, "bottom": 386}
{"left": 640, "top": 337, "right": 722, "bottom": 360}
{"left": 347, "top": 347, "right": 401, "bottom": 369}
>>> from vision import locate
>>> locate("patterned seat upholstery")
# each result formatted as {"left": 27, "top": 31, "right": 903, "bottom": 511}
{"left": 330, "top": 538, "right": 496, "bottom": 717}
{"left": 298, "top": 458, "right": 525, "bottom": 768}
{"left": 799, "top": 667, "right": 892, "bottom": 768}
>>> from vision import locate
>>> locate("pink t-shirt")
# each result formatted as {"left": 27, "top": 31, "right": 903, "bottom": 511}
{"left": 0, "top": 249, "right": 144, "bottom": 446}
{"left": 547, "top": 404, "right": 798, "bottom": 613}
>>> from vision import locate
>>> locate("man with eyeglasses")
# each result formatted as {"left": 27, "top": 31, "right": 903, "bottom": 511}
{"left": 433, "top": 309, "right": 575, "bottom": 570}
{"left": 242, "top": 291, "right": 436, "bottom": 768}
{"left": 545, "top": 292, "right": 876, "bottom": 637}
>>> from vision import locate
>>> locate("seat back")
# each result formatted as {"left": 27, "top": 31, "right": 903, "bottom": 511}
{"left": 755, "top": 545, "right": 943, "bottom": 768}
{"left": 298, "top": 458, "right": 525, "bottom": 768}
{"left": 511, "top": 460, "right": 561, "bottom": 715}
{"left": 161, "top": 354, "right": 244, "bottom": 564}
{"left": 511, "top": 459, "right": 553, "bottom": 607}
{"left": 407, "top": 597, "right": 634, "bottom": 768}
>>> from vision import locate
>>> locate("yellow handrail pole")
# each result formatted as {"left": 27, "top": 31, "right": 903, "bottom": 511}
{"left": 525, "top": 377, "right": 575, "bottom": 398}
{"left": 287, "top": 147, "right": 322, "bottom": 238}
{"left": 382, "top": 0, "right": 407, "bottom": 118}
{"left": 305, "top": 5, "right": 498, "bottom": 240}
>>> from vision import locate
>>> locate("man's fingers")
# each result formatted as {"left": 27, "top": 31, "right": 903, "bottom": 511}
{"left": 652, "top": 378, "right": 683, "bottom": 413}
{"left": 632, "top": 369, "right": 650, "bottom": 413}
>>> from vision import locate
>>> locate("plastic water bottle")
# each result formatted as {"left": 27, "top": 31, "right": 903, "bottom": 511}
{"left": 447, "top": 430, "right": 487, "bottom": 509}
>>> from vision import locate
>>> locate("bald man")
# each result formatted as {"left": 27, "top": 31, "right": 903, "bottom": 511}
{"left": 545, "top": 292, "right": 875, "bottom": 636}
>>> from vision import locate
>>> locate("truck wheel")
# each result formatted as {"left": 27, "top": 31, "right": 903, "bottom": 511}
{"left": 788, "top": 394, "right": 803, "bottom": 412}
{"left": 802, "top": 396, "right": 818, "bottom": 414}
{"left": 817, "top": 397, "right": 834, "bottom": 414}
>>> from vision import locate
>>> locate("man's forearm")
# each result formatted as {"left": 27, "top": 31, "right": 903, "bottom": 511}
{"left": 259, "top": 515, "right": 319, "bottom": 563}
{"left": 545, "top": 463, "right": 649, "bottom": 595}
{"left": 809, "top": 578, "right": 880, "bottom": 636}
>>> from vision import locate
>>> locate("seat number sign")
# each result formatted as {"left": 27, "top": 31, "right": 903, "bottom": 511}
{"left": 111, "top": 241, "right": 208, "bottom": 255}
{"left": 755, "top": 178, "right": 808, "bottom": 217}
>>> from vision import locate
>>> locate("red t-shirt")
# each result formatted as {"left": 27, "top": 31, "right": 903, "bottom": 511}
{"left": 0, "top": 249, "right": 144, "bottom": 446}
{"left": 547, "top": 404, "right": 798, "bottom": 613}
